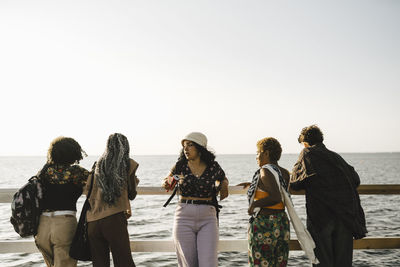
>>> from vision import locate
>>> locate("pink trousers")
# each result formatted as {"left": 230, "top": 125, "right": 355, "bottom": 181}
{"left": 173, "top": 203, "right": 219, "bottom": 267}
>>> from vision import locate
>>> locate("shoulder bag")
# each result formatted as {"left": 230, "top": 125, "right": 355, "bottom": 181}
{"left": 263, "top": 164, "right": 319, "bottom": 264}
{"left": 69, "top": 162, "right": 96, "bottom": 261}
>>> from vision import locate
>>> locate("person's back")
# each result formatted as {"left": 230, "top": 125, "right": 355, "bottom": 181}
{"left": 35, "top": 137, "right": 89, "bottom": 267}
{"left": 290, "top": 125, "right": 366, "bottom": 267}
{"left": 86, "top": 133, "right": 138, "bottom": 267}
{"left": 42, "top": 164, "right": 88, "bottom": 212}
{"left": 292, "top": 143, "right": 360, "bottom": 233}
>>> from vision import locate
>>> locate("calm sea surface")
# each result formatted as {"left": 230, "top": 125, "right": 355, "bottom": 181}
{"left": 0, "top": 153, "right": 399, "bottom": 266}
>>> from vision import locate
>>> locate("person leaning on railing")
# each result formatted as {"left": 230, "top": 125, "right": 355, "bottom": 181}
{"left": 290, "top": 125, "right": 367, "bottom": 267}
{"left": 239, "top": 137, "right": 291, "bottom": 267}
{"left": 162, "top": 132, "right": 229, "bottom": 267}
{"left": 35, "top": 137, "right": 90, "bottom": 267}
{"left": 85, "top": 133, "right": 139, "bottom": 267}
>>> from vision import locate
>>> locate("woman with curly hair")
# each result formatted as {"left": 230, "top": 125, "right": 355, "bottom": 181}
{"left": 86, "top": 133, "right": 139, "bottom": 267}
{"left": 244, "top": 137, "right": 291, "bottom": 267}
{"left": 35, "top": 137, "right": 90, "bottom": 267}
{"left": 162, "top": 132, "right": 229, "bottom": 267}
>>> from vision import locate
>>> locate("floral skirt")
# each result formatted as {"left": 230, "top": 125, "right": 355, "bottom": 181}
{"left": 248, "top": 212, "right": 290, "bottom": 267}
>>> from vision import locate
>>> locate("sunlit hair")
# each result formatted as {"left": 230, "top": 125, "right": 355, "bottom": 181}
{"left": 298, "top": 125, "right": 324, "bottom": 145}
{"left": 175, "top": 141, "right": 216, "bottom": 169}
{"left": 47, "top": 136, "right": 86, "bottom": 165}
{"left": 256, "top": 137, "right": 282, "bottom": 162}
{"left": 96, "top": 133, "right": 130, "bottom": 205}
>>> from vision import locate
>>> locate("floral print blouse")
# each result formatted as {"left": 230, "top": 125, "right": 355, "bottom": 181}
{"left": 44, "top": 164, "right": 89, "bottom": 186}
{"left": 41, "top": 164, "right": 90, "bottom": 211}
{"left": 172, "top": 161, "right": 225, "bottom": 198}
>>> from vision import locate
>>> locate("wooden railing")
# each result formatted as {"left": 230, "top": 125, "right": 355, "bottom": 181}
{"left": 0, "top": 185, "right": 399, "bottom": 253}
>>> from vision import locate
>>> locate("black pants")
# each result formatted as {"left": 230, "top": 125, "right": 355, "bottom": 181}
{"left": 308, "top": 219, "right": 353, "bottom": 267}
{"left": 88, "top": 212, "right": 135, "bottom": 267}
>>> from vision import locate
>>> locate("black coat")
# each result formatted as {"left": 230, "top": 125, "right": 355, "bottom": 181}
{"left": 290, "top": 143, "right": 367, "bottom": 239}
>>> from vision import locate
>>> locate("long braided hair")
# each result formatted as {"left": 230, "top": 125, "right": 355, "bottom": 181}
{"left": 96, "top": 133, "right": 130, "bottom": 205}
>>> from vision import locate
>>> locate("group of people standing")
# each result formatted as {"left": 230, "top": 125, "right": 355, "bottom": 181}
{"left": 32, "top": 125, "right": 367, "bottom": 267}
{"left": 34, "top": 133, "right": 138, "bottom": 267}
{"left": 244, "top": 126, "right": 367, "bottom": 267}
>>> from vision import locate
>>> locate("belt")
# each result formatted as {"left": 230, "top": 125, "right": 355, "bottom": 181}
{"left": 179, "top": 199, "right": 213, "bottom": 205}
{"left": 42, "top": 210, "right": 76, "bottom": 217}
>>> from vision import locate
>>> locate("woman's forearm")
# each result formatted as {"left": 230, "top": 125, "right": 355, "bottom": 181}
{"left": 219, "top": 178, "right": 229, "bottom": 200}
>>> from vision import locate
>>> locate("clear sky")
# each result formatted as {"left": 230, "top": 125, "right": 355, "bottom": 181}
{"left": 1, "top": 0, "right": 399, "bottom": 156}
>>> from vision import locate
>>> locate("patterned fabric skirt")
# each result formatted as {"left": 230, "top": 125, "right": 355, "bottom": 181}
{"left": 248, "top": 212, "right": 290, "bottom": 267}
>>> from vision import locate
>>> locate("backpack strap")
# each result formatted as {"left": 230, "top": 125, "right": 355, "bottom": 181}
{"left": 35, "top": 163, "right": 51, "bottom": 183}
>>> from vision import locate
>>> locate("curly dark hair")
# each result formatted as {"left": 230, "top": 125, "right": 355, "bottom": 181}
{"left": 47, "top": 136, "right": 86, "bottom": 165}
{"left": 175, "top": 142, "right": 216, "bottom": 169}
{"left": 298, "top": 125, "right": 324, "bottom": 145}
{"left": 256, "top": 137, "right": 282, "bottom": 162}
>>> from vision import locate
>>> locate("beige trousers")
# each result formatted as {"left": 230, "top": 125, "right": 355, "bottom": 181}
{"left": 35, "top": 214, "right": 77, "bottom": 267}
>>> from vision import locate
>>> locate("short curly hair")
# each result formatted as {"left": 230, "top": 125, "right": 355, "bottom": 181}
{"left": 256, "top": 137, "right": 282, "bottom": 162}
{"left": 298, "top": 125, "right": 324, "bottom": 145}
{"left": 47, "top": 136, "right": 86, "bottom": 165}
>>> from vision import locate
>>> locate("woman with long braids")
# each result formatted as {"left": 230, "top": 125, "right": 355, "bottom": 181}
{"left": 162, "top": 132, "right": 229, "bottom": 267}
{"left": 86, "top": 133, "right": 139, "bottom": 267}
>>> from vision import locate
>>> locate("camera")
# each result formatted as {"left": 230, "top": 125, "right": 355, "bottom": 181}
{"left": 166, "top": 175, "right": 180, "bottom": 191}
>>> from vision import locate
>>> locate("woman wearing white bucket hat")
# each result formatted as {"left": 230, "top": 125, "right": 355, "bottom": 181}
{"left": 162, "top": 132, "right": 229, "bottom": 267}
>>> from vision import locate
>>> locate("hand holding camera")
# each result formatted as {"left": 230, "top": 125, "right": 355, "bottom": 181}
{"left": 164, "top": 174, "right": 182, "bottom": 192}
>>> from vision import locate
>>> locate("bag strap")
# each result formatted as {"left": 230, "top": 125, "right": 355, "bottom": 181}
{"left": 34, "top": 163, "right": 51, "bottom": 183}
{"left": 249, "top": 171, "right": 261, "bottom": 221}
{"left": 211, "top": 186, "right": 222, "bottom": 221}
{"left": 262, "top": 164, "right": 287, "bottom": 205}
{"left": 163, "top": 183, "right": 178, "bottom": 207}
{"left": 86, "top": 162, "right": 96, "bottom": 199}
{"left": 163, "top": 167, "right": 182, "bottom": 207}
{"left": 249, "top": 174, "right": 260, "bottom": 204}
{"left": 263, "top": 164, "right": 319, "bottom": 264}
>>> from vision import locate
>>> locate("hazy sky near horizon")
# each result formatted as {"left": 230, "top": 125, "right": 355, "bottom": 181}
{"left": 1, "top": 0, "right": 399, "bottom": 156}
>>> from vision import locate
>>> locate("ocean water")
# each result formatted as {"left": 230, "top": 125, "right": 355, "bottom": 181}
{"left": 0, "top": 153, "right": 399, "bottom": 266}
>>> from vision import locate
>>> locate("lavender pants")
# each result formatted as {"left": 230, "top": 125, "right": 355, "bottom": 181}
{"left": 173, "top": 203, "right": 219, "bottom": 267}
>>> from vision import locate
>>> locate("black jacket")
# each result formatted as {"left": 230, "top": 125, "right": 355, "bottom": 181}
{"left": 290, "top": 143, "right": 367, "bottom": 239}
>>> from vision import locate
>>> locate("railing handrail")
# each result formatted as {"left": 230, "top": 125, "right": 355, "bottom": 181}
{"left": 1, "top": 237, "right": 400, "bottom": 253}
{"left": 1, "top": 184, "right": 399, "bottom": 203}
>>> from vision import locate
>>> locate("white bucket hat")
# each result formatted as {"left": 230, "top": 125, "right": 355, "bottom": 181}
{"left": 181, "top": 132, "right": 208, "bottom": 148}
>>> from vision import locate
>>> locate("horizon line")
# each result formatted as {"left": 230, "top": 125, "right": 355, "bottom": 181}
{"left": 1, "top": 151, "right": 400, "bottom": 157}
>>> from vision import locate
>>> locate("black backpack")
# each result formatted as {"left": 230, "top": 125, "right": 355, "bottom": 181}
{"left": 10, "top": 176, "right": 45, "bottom": 237}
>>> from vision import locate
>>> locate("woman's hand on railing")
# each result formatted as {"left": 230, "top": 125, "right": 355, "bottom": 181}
{"left": 236, "top": 182, "right": 251, "bottom": 189}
